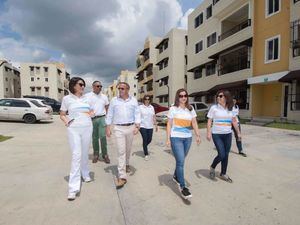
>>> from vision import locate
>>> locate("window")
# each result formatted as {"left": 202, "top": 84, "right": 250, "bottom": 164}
{"left": 45, "top": 87, "right": 49, "bottom": 92}
{"left": 206, "top": 5, "right": 212, "bottom": 19}
{"left": 195, "top": 41, "right": 203, "bottom": 54}
{"left": 164, "top": 41, "right": 168, "bottom": 50}
{"left": 159, "top": 46, "right": 163, "bottom": 54}
{"left": 31, "top": 77, "right": 34, "bottom": 82}
{"left": 185, "top": 36, "right": 188, "bottom": 45}
{"left": 194, "top": 68, "right": 202, "bottom": 79}
{"left": 45, "top": 78, "right": 48, "bottom": 82}
{"left": 266, "top": 0, "right": 280, "bottom": 17}
{"left": 134, "top": 84, "right": 136, "bottom": 88}
{"left": 44, "top": 67, "right": 48, "bottom": 72}
{"left": 30, "top": 100, "right": 45, "bottom": 107}
{"left": 0, "top": 99, "right": 12, "bottom": 106}
{"left": 206, "top": 63, "right": 216, "bottom": 76}
{"left": 6, "top": 88, "right": 8, "bottom": 92}
{"left": 30, "top": 66, "right": 34, "bottom": 72}
{"left": 265, "top": 35, "right": 280, "bottom": 63}
{"left": 213, "top": 0, "right": 220, "bottom": 5}
{"left": 30, "top": 87, "right": 35, "bottom": 92}
{"left": 134, "top": 93, "right": 136, "bottom": 96}
{"left": 194, "top": 13, "right": 203, "bottom": 28}
{"left": 185, "top": 55, "right": 188, "bottom": 65}
{"left": 36, "top": 67, "right": 40, "bottom": 74}
{"left": 207, "top": 32, "right": 217, "bottom": 47}
{"left": 5, "top": 78, "right": 8, "bottom": 81}
{"left": 291, "top": 20, "right": 300, "bottom": 57}
{"left": 11, "top": 100, "right": 31, "bottom": 108}
{"left": 196, "top": 103, "right": 208, "bottom": 110}
{"left": 164, "top": 59, "right": 168, "bottom": 68}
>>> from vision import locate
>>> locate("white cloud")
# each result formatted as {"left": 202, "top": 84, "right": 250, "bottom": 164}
{"left": 179, "top": 8, "right": 194, "bottom": 29}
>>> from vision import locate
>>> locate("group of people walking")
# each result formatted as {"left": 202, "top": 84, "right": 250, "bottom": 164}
{"left": 60, "top": 77, "right": 246, "bottom": 201}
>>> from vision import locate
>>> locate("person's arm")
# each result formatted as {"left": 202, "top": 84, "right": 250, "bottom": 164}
{"left": 166, "top": 118, "right": 172, "bottom": 147}
{"left": 191, "top": 117, "right": 201, "bottom": 145}
{"left": 105, "top": 99, "right": 114, "bottom": 137}
{"left": 153, "top": 114, "right": 158, "bottom": 132}
{"left": 105, "top": 95, "right": 109, "bottom": 114}
{"left": 232, "top": 117, "right": 241, "bottom": 140}
{"left": 206, "top": 119, "right": 212, "bottom": 141}
{"left": 60, "top": 111, "right": 69, "bottom": 126}
{"left": 133, "top": 100, "right": 141, "bottom": 135}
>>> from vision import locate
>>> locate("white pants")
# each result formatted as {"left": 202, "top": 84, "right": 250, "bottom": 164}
{"left": 114, "top": 125, "right": 135, "bottom": 179}
{"left": 67, "top": 125, "right": 92, "bottom": 193}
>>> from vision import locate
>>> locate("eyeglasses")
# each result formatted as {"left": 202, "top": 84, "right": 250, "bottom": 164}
{"left": 118, "top": 87, "right": 125, "bottom": 90}
{"left": 217, "top": 94, "right": 224, "bottom": 98}
{"left": 179, "top": 94, "right": 187, "bottom": 98}
{"left": 78, "top": 83, "right": 85, "bottom": 87}
{"left": 145, "top": 98, "right": 150, "bottom": 101}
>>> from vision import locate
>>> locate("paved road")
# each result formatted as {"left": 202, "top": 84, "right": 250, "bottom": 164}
{"left": 0, "top": 116, "right": 300, "bottom": 225}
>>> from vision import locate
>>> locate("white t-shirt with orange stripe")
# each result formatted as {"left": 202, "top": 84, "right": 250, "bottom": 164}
{"left": 168, "top": 106, "right": 197, "bottom": 138}
{"left": 207, "top": 104, "right": 234, "bottom": 134}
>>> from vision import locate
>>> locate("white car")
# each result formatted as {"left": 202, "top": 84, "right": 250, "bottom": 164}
{"left": 0, "top": 98, "right": 53, "bottom": 123}
{"left": 155, "top": 110, "right": 169, "bottom": 124}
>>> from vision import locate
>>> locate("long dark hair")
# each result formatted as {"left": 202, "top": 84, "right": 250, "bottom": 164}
{"left": 69, "top": 77, "right": 85, "bottom": 94}
{"left": 216, "top": 90, "right": 233, "bottom": 111}
{"left": 174, "top": 88, "right": 192, "bottom": 111}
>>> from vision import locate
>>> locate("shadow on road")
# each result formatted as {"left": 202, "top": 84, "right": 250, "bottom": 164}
{"left": 64, "top": 171, "right": 95, "bottom": 182}
{"left": 194, "top": 169, "right": 217, "bottom": 181}
{"left": 158, "top": 174, "right": 191, "bottom": 205}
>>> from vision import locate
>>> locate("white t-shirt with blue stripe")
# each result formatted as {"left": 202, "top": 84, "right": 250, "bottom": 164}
{"left": 207, "top": 104, "right": 234, "bottom": 134}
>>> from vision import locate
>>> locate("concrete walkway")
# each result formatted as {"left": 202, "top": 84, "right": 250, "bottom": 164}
{"left": 0, "top": 116, "right": 300, "bottom": 225}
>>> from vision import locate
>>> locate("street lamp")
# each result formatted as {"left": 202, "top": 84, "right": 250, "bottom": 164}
{"left": 156, "top": 78, "right": 170, "bottom": 107}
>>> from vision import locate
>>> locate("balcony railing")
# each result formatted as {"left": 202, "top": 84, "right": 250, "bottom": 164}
{"left": 218, "top": 57, "right": 250, "bottom": 75}
{"left": 219, "top": 19, "right": 251, "bottom": 41}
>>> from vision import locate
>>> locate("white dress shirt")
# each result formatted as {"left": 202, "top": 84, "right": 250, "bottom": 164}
{"left": 105, "top": 96, "right": 141, "bottom": 125}
{"left": 139, "top": 104, "right": 155, "bottom": 129}
{"left": 85, "top": 92, "right": 109, "bottom": 116}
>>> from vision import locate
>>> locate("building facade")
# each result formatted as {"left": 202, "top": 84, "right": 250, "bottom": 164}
{"left": 155, "top": 28, "right": 187, "bottom": 107}
{"left": 20, "top": 62, "right": 70, "bottom": 101}
{"left": 187, "top": 0, "right": 253, "bottom": 118}
{"left": 136, "top": 36, "right": 162, "bottom": 102}
{"left": 0, "top": 59, "right": 21, "bottom": 99}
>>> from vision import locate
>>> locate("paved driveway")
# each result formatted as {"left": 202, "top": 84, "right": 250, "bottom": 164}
{"left": 0, "top": 116, "right": 300, "bottom": 225}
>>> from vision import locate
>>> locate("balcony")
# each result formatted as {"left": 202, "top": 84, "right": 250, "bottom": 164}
{"left": 213, "top": 0, "right": 248, "bottom": 19}
{"left": 219, "top": 19, "right": 251, "bottom": 41}
{"left": 291, "top": 19, "right": 300, "bottom": 57}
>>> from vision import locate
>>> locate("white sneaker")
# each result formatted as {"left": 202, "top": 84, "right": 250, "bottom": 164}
{"left": 84, "top": 177, "right": 92, "bottom": 183}
{"left": 67, "top": 192, "right": 76, "bottom": 201}
{"left": 144, "top": 155, "right": 149, "bottom": 161}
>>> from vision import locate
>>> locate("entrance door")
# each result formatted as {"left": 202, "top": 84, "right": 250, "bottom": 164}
{"left": 283, "top": 86, "right": 288, "bottom": 117}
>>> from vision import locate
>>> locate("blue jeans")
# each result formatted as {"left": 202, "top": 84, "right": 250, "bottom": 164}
{"left": 170, "top": 137, "right": 192, "bottom": 188}
{"left": 211, "top": 133, "right": 232, "bottom": 175}
{"left": 140, "top": 128, "right": 153, "bottom": 156}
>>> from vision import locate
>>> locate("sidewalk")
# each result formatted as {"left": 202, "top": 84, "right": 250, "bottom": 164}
{"left": 0, "top": 116, "right": 300, "bottom": 225}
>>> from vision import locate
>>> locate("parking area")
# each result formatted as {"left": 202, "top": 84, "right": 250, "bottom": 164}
{"left": 0, "top": 116, "right": 300, "bottom": 225}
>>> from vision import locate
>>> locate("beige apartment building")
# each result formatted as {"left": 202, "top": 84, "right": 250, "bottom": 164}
{"left": 118, "top": 70, "right": 138, "bottom": 98}
{"left": 20, "top": 62, "right": 70, "bottom": 102}
{"left": 187, "top": 0, "right": 253, "bottom": 118}
{"left": 0, "top": 59, "right": 21, "bottom": 99}
{"left": 106, "top": 79, "right": 118, "bottom": 101}
{"left": 136, "top": 36, "right": 162, "bottom": 102}
{"left": 277, "top": 0, "right": 300, "bottom": 121}
{"left": 155, "top": 28, "right": 187, "bottom": 107}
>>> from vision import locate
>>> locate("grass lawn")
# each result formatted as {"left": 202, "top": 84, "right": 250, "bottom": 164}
{"left": 0, "top": 135, "right": 13, "bottom": 142}
{"left": 265, "top": 122, "right": 300, "bottom": 131}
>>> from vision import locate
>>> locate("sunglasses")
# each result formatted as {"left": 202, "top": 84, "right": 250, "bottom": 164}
{"left": 95, "top": 85, "right": 102, "bottom": 88}
{"left": 78, "top": 83, "right": 85, "bottom": 87}
{"left": 217, "top": 94, "right": 224, "bottom": 98}
{"left": 118, "top": 87, "right": 125, "bottom": 90}
{"left": 145, "top": 98, "right": 150, "bottom": 101}
{"left": 179, "top": 94, "right": 187, "bottom": 98}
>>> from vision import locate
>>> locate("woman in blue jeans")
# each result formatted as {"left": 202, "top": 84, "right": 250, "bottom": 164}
{"left": 206, "top": 90, "right": 241, "bottom": 183}
{"left": 166, "top": 89, "right": 201, "bottom": 199}
{"left": 139, "top": 95, "right": 158, "bottom": 161}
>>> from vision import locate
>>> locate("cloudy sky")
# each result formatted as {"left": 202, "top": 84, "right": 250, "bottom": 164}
{"left": 0, "top": 0, "right": 203, "bottom": 88}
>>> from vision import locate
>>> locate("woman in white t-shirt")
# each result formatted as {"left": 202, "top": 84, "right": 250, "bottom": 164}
{"left": 166, "top": 88, "right": 201, "bottom": 200}
{"left": 206, "top": 90, "right": 241, "bottom": 183}
{"left": 60, "top": 77, "right": 94, "bottom": 201}
{"left": 139, "top": 95, "right": 158, "bottom": 161}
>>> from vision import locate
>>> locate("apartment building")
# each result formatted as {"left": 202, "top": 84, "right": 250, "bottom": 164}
{"left": 277, "top": 0, "right": 300, "bottom": 121}
{"left": 118, "top": 70, "right": 138, "bottom": 98}
{"left": 187, "top": 0, "right": 253, "bottom": 118}
{"left": 248, "top": 0, "right": 291, "bottom": 119}
{"left": 136, "top": 36, "right": 162, "bottom": 102}
{"left": 20, "top": 62, "right": 70, "bottom": 102}
{"left": 0, "top": 59, "right": 21, "bottom": 98}
{"left": 155, "top": 28, "right": 187, "bottom": 107}
{"left": 106, "top": 79, "right": 118, "bottom": 101}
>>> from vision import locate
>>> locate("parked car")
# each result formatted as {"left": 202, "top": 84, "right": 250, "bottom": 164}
{"left": 23, "top": 95, "right": 61, "bottom": 112}
{"left": 151, "top": 103, "right": 169, "bottom": 114}
{"left": 0, "top": 98, "right": 53, "bottom": 123}
{"left": 155, "top": 102, "right": 209, "bottom": 125}
{"left": 24, "top": 98, "right": 53, "bottom": 113}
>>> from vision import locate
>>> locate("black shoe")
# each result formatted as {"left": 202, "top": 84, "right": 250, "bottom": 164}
{"left": 239, "top": 152, "right": 247, "bottom": 157}
{"left": 172, "top": 175, "right": 180, "bottom": 186}
{"left": 209, "top": 167, "right": 216, "bottom": 180}
{"left": 180, "top": 187, "right": 192, "bottom": 199}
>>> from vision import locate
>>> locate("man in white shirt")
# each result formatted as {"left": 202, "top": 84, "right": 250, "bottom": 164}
{"left": 86, "top": 81, "right": 110, "bottom": 164}
{"left": 106, "top": 82, "right": 141, "bottom": 189}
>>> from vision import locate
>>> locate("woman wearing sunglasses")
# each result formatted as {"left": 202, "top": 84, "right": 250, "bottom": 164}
{"left": 166, "top": 88, "right": 201, "bottom": 200}
{"left": 60, "top": 77, "right": 94, "bottom": 200}
{"left": 206, "top": 90, "right": 241, "bottom": 183}
{"left": 139, "top": 95, "right": 158, "bottom": 161}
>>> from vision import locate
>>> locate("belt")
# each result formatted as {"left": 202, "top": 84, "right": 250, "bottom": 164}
{"left": 115, "top": 123, "right": 134, "bottom": 126}
{"left": 92, "top": 115, "right": 105, "bottom": 119}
